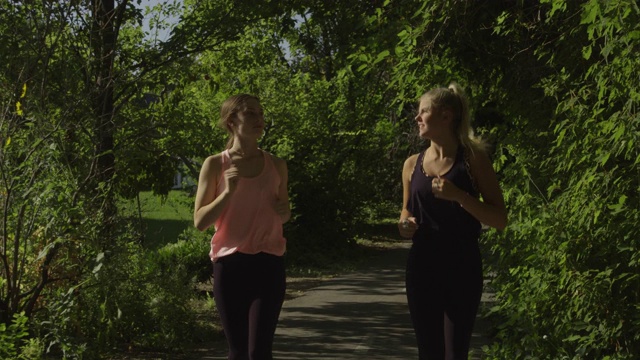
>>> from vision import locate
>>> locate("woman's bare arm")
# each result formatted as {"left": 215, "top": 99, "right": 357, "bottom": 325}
{"left": 193, "top": 155, "right": 234, "bottom": 231}
{"left": 456, "top": 149, "right": 508, "bottom": 230}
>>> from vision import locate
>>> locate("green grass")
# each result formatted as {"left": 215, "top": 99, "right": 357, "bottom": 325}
{"left": 121, "top": 190, "right": 197, "bottom": 250}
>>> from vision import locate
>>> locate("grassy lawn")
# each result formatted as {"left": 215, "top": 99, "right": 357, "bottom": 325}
{"left": 121, "top": 190, "right": 196, "bottom": 250}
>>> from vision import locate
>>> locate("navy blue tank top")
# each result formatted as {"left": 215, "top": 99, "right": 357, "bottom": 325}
{"left": 408, "top": 146, "right": 482, "bottom": 252}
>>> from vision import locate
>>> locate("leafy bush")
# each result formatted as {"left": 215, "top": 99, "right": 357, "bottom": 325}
{"left": 33, "top": 226, "right": 212, "bottom": 358}
{"left": 0, "top": 312, "right": 29, "bottom": 359}
{"left": 481, "top": 1, "right": 640, "bottom": 358}
{"left": 155, "top": 227, "right": 212, "bottom": 284}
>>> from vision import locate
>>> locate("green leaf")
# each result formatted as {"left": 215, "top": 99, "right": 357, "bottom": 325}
{"left": 373, "top": 50, "right": 390, "bottom": 65}
{"left": 36, "top": 243, "right": 55, "bottom": 261}
{"left": 582, "top": 45, "right": 592, "bottom": 60}
{"left": 547, "top": 0, "right": 567, "bottom": 18}
{"left": 597, "top": 152, "right": 610, "bottom": 166}
{"left": 15, "top": 101, "right": 23, "bottom": 116}
{"left": 93, "top": 263, "right": 103, "bottom": 274}
{"left": 580, "top": 1, "right": 600, "bottom": 25}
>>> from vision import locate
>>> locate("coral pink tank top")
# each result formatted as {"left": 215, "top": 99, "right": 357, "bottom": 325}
{"left": 209, "top": 149, "right": 286, "bottom": 261}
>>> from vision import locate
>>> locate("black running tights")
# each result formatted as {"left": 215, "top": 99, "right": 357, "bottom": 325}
{"left": 213, "top": 252, "right": 286, "bottom": 360}
{"left": 405, "top": 245, "right": 483, "bottom": 360}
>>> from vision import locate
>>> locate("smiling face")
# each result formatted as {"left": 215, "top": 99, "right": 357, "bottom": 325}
{"left": 225, "top": 97, "right": 265, "bottom": 140}
{"left": 233, "top": 98, "right": 265, "bottom": 136}
{"left": 415, "top": 96, "right": 448, "bottom": 139}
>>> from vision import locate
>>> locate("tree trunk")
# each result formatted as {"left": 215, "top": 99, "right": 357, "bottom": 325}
{"left": 91, "top": 0, "right": 121, "bottom": 243}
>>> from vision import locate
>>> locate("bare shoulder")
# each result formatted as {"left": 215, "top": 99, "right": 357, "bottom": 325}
{"left": 467, "top": 146, "right": 493, "bottom": 173}
{"left": 200, "top": 153, "right": 224, "bottom": 177}
{"left": 404, "top": 153, "right": 419, "bottom": 170}
{"left": 402, "top": 153, "right": 419, "bottom": 181}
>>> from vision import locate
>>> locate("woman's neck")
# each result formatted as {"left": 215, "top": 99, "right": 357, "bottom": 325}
{"left": 229, "top": 138, "right": 260, "bottom": 158}
{"left": 428, "top": 134, "right": 458, "bottom": 159}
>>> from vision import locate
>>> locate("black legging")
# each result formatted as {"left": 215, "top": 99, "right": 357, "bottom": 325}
{"left": 405, "top": 243, "right": 483, "bottom": 360}
{"left": 213, "top": 252, "right": 286, "bottom": 360}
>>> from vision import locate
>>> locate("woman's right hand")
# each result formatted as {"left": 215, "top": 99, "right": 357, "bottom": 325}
{"left": 398, "top": 216, "right": 418, "bottom": 238}
{"left": 223, "top": 164, "right": 240, "bottom": 194}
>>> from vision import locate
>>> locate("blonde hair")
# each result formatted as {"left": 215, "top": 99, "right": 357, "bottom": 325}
{"left": 217, "top": 94, "right": 261, "bottom": 149}
{"left": 420, "top": 82, "right": 486, "bottom": 153}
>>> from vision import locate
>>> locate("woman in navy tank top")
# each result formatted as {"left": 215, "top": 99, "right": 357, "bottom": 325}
{"left": 398, "top": 83, "right": 507, "bottom": 359}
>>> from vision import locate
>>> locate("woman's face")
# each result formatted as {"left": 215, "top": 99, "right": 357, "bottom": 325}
{"left": 415, "top": 97, "right": 442, "bottom": 138}
{"left": 231, "top": 98, "right": 265, "bottom": 138}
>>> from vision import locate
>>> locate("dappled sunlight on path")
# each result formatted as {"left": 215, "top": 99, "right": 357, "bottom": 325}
{"left": 193, "top": 239, "right": 493, "bottom": 359}
{"left": 272, "top": 266, "right": 416, "bottom": 359}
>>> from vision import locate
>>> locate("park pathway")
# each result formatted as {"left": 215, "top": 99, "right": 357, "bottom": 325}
{"left": 192, "top": 240, "right": 493, "bottom": 360}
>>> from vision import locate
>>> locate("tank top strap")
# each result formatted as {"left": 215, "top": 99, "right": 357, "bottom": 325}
{"left": 221, "top": 149, "right": 273, "bottom": 175}
{"left": 412, "top": 150, "right": 426, "bottom": 179}
{"left": 262, "top": 149, "right": 273, "bottom": 168}
{"left": 221, "top": 149, "right": 231, "bottom": 168}
{"left": 459, "top": 146, "right": 479, "bottom": 195}
{"left": 221, "top": 150, "right": 232, "bottom": 175}
{"left": 215, "top": 150, "right": 231, "bottom": 196}
{"left": 262, "top": 150, "right": 280, "bottom": 182}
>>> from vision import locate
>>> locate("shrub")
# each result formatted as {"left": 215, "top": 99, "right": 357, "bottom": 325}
{"left": 0, "top": 312, "right": 29, "bottom": 359}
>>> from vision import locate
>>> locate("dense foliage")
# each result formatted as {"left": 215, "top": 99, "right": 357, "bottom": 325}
{"left": 0, "top": 0, "right": 638, "bottom": 358}
{"left": 354, "top": 0, "right": 639, "bottom": 358}
{"left": 362, "top": 1, "right": 639, "bottom": 357}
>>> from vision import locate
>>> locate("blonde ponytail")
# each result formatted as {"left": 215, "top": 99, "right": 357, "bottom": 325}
{"left": 420, "top": 82, "right": 486, "bottom": 154}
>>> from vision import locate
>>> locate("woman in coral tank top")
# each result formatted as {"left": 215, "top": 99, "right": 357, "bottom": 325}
{"left": 194, "top": 94, "right": 290, "bottom": 360}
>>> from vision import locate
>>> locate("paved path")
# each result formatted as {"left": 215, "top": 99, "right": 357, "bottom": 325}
{"left": 193, "top": 241, "right": 492, "bottom": 359}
